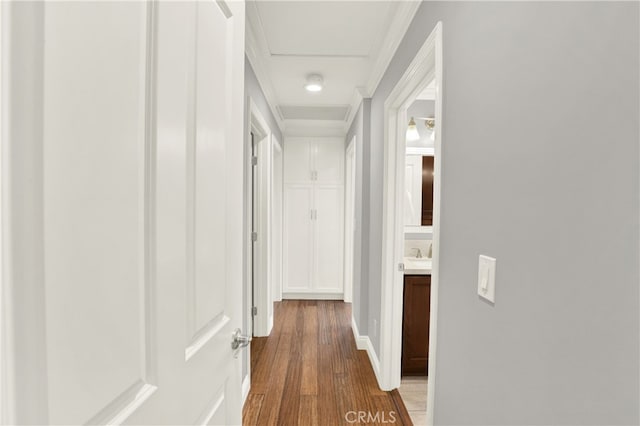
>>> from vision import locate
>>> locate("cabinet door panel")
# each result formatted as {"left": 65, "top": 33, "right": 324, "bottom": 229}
{"left": 284, "top": 139, "right": 312, "bottom": 183}
{"left": 402, "top": 275, "right": 431, "bottom": 376}
{"left": 283, "top": 185, "right": 314, "bottom": 291}
{"left": 314, "top": 139, "right": 344, "bottom": 184}
{"left": 314, "top": 186, "right": 344, "bottom": 291}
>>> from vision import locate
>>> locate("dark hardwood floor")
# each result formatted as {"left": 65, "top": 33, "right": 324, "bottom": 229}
{"left": 243, "top": 300, "right": 412, "bottom": 425}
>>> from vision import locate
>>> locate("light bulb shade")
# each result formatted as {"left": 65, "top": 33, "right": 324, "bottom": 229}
{"left": 304, "top": 74, "right": 324, "bottom": 92}
{"left": 406, "top": 117, "right": 420, "bottom": 142}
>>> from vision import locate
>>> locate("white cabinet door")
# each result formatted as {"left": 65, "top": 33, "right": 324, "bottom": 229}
{"left": 404, "top": 155, "right": 423, "bottom": 226}
{"left": 2, "top": 2, "right": 245, "bottom": 424}
{"left": 284, "top": 138, "right": 312, "bottom": 183}
{"left": 283, "top": 185, "right": 314, "bottom": 291}
{"left": 314, "top": 186, "right": 344, "bottom": 292}
{"left": 314, "top": 139, "right": 345, "bottom": 184}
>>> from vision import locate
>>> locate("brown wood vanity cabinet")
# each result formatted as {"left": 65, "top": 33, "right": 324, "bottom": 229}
{"left": 402, "top": 275, "right": 431, "bottom": 376}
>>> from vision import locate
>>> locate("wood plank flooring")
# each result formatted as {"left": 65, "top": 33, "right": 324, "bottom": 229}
{"left": 243, "top": 300, "right": 412, "bottom": 425}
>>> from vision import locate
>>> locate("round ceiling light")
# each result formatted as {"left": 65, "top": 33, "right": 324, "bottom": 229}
{"left": 304, "top": 74, "right": 324, "bottom": 92}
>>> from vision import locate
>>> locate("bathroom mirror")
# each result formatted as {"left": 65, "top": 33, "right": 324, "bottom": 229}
{"left": 404, "top": 86, "right": 435, "bottom": 239}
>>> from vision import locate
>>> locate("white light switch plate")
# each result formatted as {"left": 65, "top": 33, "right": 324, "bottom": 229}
{"left": 478, "top": 255, "right": 496, "bottom": 303}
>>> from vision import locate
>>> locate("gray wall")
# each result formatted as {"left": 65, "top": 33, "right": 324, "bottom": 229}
{"left": 346, "top": 99, "right": 371, "bottom": 334}
{"left": 360, "top": 2, "right": 639, "bottom": 424}
{"left": 242, "top": 57, "right": 283, "bottom": 380}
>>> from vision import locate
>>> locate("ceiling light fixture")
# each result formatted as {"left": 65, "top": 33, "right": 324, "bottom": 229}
{"left": 304, "top": 74, "right": 324, "bottom": 92}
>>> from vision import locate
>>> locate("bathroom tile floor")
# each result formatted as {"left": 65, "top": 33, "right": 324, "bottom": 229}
{"left": 399, "top": 376, "right": 428, "bottom": 425}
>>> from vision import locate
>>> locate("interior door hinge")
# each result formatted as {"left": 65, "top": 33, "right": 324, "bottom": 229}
{"left": 251, "top": 232, "right": 258, "bottom": 242}
{"left": 252, "top": 306, "right": 258, "bottom": 316}
{"left": 251, "top": 156, "right": 258, "bottom": 166}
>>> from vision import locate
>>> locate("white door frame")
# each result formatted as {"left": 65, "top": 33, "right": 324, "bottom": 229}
{"left": 271, "top": 136, "right": 283, "bottom": 302}
{"left": 379, "top": 22, "right": 442, "bottom": 426}
{"left": 245, "top": 97, "right": 273, "bottom": 338}
{"left": 343, "top": 137, "right": 356, "bottom": 303}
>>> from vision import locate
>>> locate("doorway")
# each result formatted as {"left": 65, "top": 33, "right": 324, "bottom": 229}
{"left": 247, "top": 98, "right": 274, "bottom": 338}
{"left": 379, "top": 21, "right": 443, "bottom": 426}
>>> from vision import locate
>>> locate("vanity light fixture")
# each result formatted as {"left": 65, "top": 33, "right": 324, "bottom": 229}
{"left": 407, "top": 116, "right": 436, "bottom": 142}
{"left": 425, "top": 117, "right": 436, "bottom": 141}
{"left": 406, "top": 117, "right": 420, "bottom": 142}
{"left": 304, "top": 74, "right": 324, "bottom": 92}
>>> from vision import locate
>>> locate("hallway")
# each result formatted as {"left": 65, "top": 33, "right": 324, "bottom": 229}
{"left": 243, "top": 301, "right": 411, "bottom": 425}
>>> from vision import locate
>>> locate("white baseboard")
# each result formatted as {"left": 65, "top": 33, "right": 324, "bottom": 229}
{"left": 282, "top": 292, "right": 344, "bottom": 300}
{"left": 351, "top": 315, "right": 382, "bottom": 388}
{"left": 350, "top": 315, "right": 368, "bottom": 350}
{"left": 241, "top": 375, "right": 250, "bottom": 406}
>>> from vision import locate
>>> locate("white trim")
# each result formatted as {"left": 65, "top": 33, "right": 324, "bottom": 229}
{"left": 350, "top": 315, "right": 367, "bottom": 350}
{"left": 364, "top": 1, "right": 421, "bottom": 98}
{"left": 241, "top": 375, "right": 250, "bottom": 406}
{"left": 343, "top": 3, "right": 420, "bottom": 134}
{"left": 246, "top": 97, "right": 274, "bottom": 338}
{"left": 271, "top": 136, "right": 283, "bottom": 303}
{"left": 281, "top": 292, "right": 344, "bottom": 300}
{"left": 284, "top": 119, "right": 346, "bottom": 138}
{"left": 0, "top": 3, "right": 5, "bottom": 420}
{"left": 343, "top": 138, "right": 356, "bottom": 304}
{"left": 379, "top": 22, "right": 443, "bottom": 426}
{"left": 245, "top": 8, "right": 285, "bottom": 134}
{"left": 246, "top": 2, "right": 419, "bottom": 138}
{"left": 406, "top": 146, "right": 435, "bottom": 156}
{"left": 343, "top": 89, "right": 364, "bottom": 135}
{"left": 351, "top": 316, "right": 382, "bottom": 387}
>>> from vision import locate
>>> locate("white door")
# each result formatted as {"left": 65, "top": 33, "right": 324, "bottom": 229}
{"left": 283, "top": 139, "right": 312, "bottom": 183}
{"left": 314, "top": 139, "right": 345, "bottom": 184}
{"left": 1, "top": 2, "right": 246, "bottom": 425}
{"left": 314, "top": 185, "right": 345, "bottom": 293}
{"left": 283, "top": 185, "right": 314, "bottom": 291}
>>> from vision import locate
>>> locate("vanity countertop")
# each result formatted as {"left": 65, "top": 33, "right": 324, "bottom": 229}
{"left": 403, "top": 257, "right": 432, "bottom": 275}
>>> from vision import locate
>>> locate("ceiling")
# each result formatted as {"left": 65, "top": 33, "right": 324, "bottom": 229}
{"left": 246, "top": 1, "right": 420, "bottom": 136}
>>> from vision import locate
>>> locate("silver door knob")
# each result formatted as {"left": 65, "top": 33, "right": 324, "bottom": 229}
{"left": 231, "top": 328, "right": 251, "bottom": 350}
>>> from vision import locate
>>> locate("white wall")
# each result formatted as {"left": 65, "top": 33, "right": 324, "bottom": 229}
{"left": 359, "top": 2, "right": 639, "bottom": 424}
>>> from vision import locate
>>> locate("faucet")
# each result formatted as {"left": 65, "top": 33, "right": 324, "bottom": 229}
{"left": 413, "top": 248, "right": 423, "bottom": 259}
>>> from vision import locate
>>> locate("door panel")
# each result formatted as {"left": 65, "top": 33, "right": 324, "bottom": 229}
{"left": 4, "top": 1, "right": 246, "bottom": 424}
{"left": 314, "top": 186, "right": 344, "bottom": 291}
{"left": 283, "top": 185, "right": 314, "bottom": 291}
{"left": 314, "top": 139, "right": 344, "bottom": 184}
{"left": 190, "top": 0, "right": 229, "bottom": 348}
{"left": 42, "top": 3, "right": 152, "bottom": 424}
{"left": 283, "top": 139, "right": 312, "bottom": 183}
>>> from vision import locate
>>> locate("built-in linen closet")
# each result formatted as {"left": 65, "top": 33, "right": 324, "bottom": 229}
{"left": 283, "top": 137, "right": 345, "bottom": 299}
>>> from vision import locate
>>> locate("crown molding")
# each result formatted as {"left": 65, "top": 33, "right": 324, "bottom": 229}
{"left": 245, "top": 3, "right": 286, "bottom": 134}
{"left": 363, "top": 1, "right": 421, "bottom": 98}
{"left": 343, "top": 88, "right": 364, "bottom": 134}
{"left": 284, "top": 119, "right": 347, "bottom": 138}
